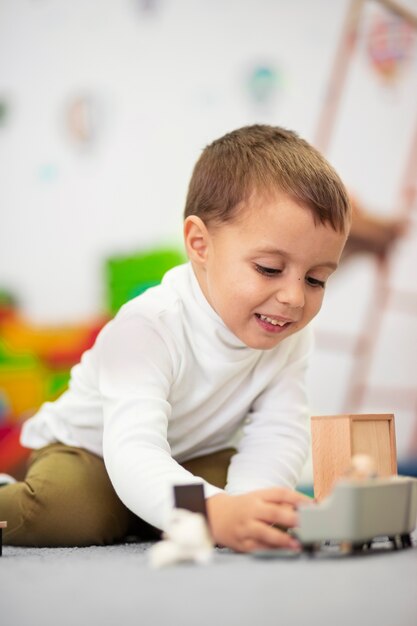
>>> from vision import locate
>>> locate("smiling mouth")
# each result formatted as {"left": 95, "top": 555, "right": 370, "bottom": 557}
{"left": 254, "top": 313, "right": 293, "bottom": 332}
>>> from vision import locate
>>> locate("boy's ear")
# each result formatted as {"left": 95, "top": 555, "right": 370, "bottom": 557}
{"left": 183, "top": 216, "right": 210, "bottom": 265}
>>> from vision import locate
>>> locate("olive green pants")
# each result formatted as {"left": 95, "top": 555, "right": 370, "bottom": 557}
{"left": 0, "top": 443, "right": 235, "bottom": 547}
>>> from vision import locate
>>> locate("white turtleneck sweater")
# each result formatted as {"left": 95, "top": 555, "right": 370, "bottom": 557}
{"left": 21, "top": 263, "right": 312, "bottom": 531}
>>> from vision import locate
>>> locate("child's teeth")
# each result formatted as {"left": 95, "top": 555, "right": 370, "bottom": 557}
{"left": 260, "top": 315, "right": 286, "bottom": 326}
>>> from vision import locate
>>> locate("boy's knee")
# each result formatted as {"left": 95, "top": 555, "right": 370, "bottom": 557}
{"left": 3, "top": 477, "right": 130, "bottom": 547}
{"left": 1, "top": 480, "right": 45, "bottom": 546}
{"left": 29, "top": 477, "right": 130, "bottom": 546}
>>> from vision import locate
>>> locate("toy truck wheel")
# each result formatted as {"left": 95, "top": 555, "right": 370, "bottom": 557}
{"left": 302, "top": 543, "right": 316, "bottom": 556}
{"left": 400, "top": 534, "right": 412, "bottom": 549}
{"left": 389, "top": 535, "right": 402, "bottom": 550}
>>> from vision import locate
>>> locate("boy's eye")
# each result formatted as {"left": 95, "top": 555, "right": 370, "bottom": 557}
{"left": 255, "top": 264, "right": 281, "bottom": 277}
{"left": 306, "top": 276, "right": 326, "bottom": 288}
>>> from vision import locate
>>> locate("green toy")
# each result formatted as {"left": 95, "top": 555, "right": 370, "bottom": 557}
{"left": 105, "top": 247, "right": 186, "bottom": 315}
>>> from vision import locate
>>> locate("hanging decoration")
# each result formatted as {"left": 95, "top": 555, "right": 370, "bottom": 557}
{"left": 246, "top": 64, "right": 282, "bottom": 106}
{"left": 66, "top": 94, "right": 99, "bottom": 148}
{"left": 366, "top": 12, "right": 416, "bottom": 82}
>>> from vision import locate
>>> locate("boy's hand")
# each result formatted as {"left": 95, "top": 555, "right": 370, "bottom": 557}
{"left": 206, "top": 488, "right": 311, "bottom": 553}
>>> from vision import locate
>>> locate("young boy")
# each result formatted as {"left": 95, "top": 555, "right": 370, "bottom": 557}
{"left": 0, "top": 125, "right": 350, "bottom": 552}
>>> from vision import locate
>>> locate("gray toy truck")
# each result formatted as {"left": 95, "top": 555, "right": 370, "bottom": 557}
{"left": 296, "top": 475, "right": 417, "bottom": 553}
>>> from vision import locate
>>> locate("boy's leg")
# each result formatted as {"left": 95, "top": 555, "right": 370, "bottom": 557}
{"left": 0, "top": 443, "right": 134, "bottom": 547}
{"left": 0, "top": 444, "right": 236, "bottom": 547}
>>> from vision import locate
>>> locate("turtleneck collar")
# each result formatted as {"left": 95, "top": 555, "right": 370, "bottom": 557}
{"left": 188, "top": 262, "right": 264, "bottom": 360}
{"left": 165, "top": 262, "right": 260, "bottom": 360}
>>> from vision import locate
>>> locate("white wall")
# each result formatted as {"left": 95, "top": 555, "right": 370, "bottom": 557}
{"left": 0, "top": 0, "right": 348, "bottom": 322}
{"left": 1, "top": 0, "right": 417, "bottom": 465}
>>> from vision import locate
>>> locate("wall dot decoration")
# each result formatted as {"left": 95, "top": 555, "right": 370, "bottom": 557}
{"left": 0, "top": 100, "right": 10, "bottom": 127}
{"left": 38, "top": 163, "right": 59, "bottom": 183}
{"left": 367, "top": 14, "right": 416, "bottom": 81}
{"left": 246, "top": 64, "right": 282, "bottom": 105}
{"left": 66, "top": 95, "right": 100, "bottom": 148}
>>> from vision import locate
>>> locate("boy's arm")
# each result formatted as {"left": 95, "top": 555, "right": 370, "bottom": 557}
{"left": 97, "top": 316, "right": 223, "bottom": 531}
{"left": 225, "top": 326, "right": 313, "bottom": 495}
{"left": 205, "top": 329, "right": 314, "bottom": 552}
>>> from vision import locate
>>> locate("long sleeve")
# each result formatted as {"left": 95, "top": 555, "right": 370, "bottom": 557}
{"left": 98, "top": 315, "right": 222, "bottom": 531}
{"left": 224, "top": 326, "right": 313, "bottom": 494}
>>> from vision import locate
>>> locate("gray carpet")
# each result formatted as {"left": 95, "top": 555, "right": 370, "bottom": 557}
{"left": 1, "top": 535, "right": 417, "bottom": 626}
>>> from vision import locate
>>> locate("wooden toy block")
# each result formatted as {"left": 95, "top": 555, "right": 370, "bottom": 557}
{"left": 0, "top": 521, "right": 7, "bottom": 557}
{"left": 174, "top": 484, "right": 208, "bottom": 521}
{"left": 311, "top": 414, "right": 397, "bottom": 500}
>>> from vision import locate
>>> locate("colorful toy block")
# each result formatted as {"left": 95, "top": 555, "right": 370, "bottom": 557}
{"left": 105, "top": 247, "right": 186, "bottom": 314}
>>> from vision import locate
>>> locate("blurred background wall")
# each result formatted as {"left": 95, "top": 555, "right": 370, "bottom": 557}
{"left": 1, "top": 0, "right": 416, "bottom": 482}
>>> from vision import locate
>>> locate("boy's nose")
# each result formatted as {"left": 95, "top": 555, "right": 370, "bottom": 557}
{"left": 275, "top": 277, "right": 305, "bottom": 308}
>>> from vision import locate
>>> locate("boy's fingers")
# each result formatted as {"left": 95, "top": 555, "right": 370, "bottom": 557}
{"left": 249, "top": 521, "right": 301, "bottom": 550}
{"left": 259, "top": 503, "right": 299, "bottom": 529}
{"left": 260, "top": 487, "right": 312, "bottom": 506}
{"left": 239, "top": 538, "right": 274, "bottom": 553}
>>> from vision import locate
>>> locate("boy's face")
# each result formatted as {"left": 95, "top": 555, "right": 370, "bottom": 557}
{"left": 185, "top": 191, "right": 348, "bottom": 350}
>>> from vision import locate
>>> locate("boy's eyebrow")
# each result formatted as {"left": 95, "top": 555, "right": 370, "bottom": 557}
{"left": 255, "top": 247, "right": 339, "bottom": 270}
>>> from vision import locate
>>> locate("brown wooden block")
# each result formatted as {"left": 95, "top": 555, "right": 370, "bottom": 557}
{"left": 311, "top": 414, "right": 397, "bottom": 500}
{"left": 173, "top": 484, "right": 208, "bottom": 520}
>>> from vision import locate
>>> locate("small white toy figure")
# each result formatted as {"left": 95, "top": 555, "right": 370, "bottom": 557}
{"left": 345, "top": 454, "right": 378, "bottom": 481}
{"left": 148, "top": 509, "right": 214, "bottom": 568}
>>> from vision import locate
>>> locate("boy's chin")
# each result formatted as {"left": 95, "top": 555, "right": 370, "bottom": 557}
{"left": 243, "top": 332, "right": 291, "bottom": 351}
{"left": 242, "top": 320, "right": 301, "bottom": 350}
